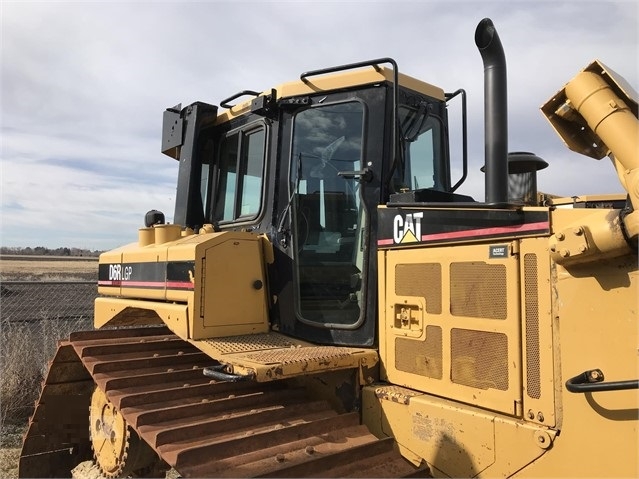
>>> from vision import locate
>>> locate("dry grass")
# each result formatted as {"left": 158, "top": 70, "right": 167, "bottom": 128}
{"left": 0, "top": 423, "right": 24, "bottom": 479}
{"left": 0, "top": 256, "right": 98, "bottom": 282}
{"left": 1, "top": 320, "right": 92, "bottom": 426}
{"left": 0, "top": 327, "right": 47, "bottom": 424}
{"left": 0, "top": 257, "right": 98, "bottom": 477}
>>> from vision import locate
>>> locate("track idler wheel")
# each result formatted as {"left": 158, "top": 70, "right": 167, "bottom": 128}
{"left": 89, "top": 386, "right": 157, "bottom": 478}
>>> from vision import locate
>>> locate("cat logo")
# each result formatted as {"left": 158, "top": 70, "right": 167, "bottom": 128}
{"left": 393, "top": 212, "right": 423, "bottom": 244}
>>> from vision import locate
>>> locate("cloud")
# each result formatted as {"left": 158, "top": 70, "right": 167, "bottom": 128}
{"left": 1, "top": 1, "right": 637, "bottom": 249}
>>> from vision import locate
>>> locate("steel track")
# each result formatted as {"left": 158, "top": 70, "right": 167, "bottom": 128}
{"left": 19, "top": 326, "right": 428, "bottom": 478}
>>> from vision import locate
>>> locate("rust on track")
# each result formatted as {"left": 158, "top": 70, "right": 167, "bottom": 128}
{"left": 19, "top": 326, "right": 428, "bottom": 478}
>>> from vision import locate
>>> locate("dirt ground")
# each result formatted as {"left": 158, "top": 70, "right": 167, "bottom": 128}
{"left": 71, "top": 461, "right": 180, "bottom": 479}
{"left": 0, "top": 424, "right": 25, "bottom": 479}
{"left": 0, "top": 448, "right": 20, "bottom": 479}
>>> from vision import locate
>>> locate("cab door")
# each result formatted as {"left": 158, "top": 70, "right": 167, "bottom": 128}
{"left": 273, "top": 87, "right": 388, "bottom": 346}
{"left": 291, "top": 101, "right": 367, "bottom": 325}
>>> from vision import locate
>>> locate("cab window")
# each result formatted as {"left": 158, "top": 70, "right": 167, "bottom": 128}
{"left": 399, "top": 105, "right": 445, "bottom": 191}
{"left": 213, "top": 126, "right": 266, "bottom": 223}
{"left": 290, "top": 101, "right": 366, "bottom": 327}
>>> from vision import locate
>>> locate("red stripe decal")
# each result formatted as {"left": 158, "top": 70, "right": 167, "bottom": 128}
{"left": 420, "top": 221, "right": 549, "bottom": 241}
{"left": 377, "top": 220, "right": 549, "bottom": 246}
{"left": 98, "top": 280, "right": 193, "bottom": 290}
{"left": 166, "top": 281, "right": 194, "bottom": 289}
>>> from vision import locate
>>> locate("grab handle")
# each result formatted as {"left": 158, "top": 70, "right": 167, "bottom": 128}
{"left": 565, "top": 369, "right": 639, "bottom": 393}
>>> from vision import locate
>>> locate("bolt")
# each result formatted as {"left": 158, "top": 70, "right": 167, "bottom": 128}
{"left": 589, "top": 370, "right": 602, "bottom": 381}
{"left": 527, "top": 410, "right": 535, "bottom": 420}
{"left": 305, "top": 446, "right": 315, "bottom": 455}
{"left": 550, "top": 244, "right": 556, "bottom": 252}
{"left": 556, "top": 232, "right": 565, "bottom": 241}
{"left": 276, "top": 454, "right": 286, "bottom": 463}
{"left": 560, "top": 249, "right": 571, "bottom": 258}
{"left": 537, "top": 412, "right": 545, "bottom": 422}
{"left": 573, "top": 227, "right": 584, "bottom": 236}
{"left": 579, "top": 244, "right": 587, "bottom": 253}
{"left": 538, "top": 435, "right": 546, "bottom": 444}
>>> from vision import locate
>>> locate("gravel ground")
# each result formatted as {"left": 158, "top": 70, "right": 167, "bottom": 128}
{"left": 0, "top": 423, "right": 25, "bottom": 479}
{"left": 72, "top": 461, "right": 108, "bottom": 479}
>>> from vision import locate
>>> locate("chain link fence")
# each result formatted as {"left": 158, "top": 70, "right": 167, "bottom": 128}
{"left": 0, "top": 281, "right": 97, "bottom": 429}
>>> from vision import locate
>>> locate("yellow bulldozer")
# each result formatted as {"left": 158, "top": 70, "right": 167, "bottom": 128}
{"left": 19, "top": 17, "right": 638, "bottom": 478}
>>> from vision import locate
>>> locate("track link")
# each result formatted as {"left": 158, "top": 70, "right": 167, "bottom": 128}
{"left": 19, "top": 327, "right": 427, "bottom": 478}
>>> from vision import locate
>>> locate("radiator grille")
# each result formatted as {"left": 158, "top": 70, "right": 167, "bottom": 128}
{"left": 524, "top": 253, "right": 541, "bottom": 399}
{"left": 450, "top": 262, "right": 507, "bottom": 319}
{"left": 451, "top": 328, "right": 508, "bottom": 390}
{"left": 395, "top": 263, "right": 442, "bottom": 314}
{"left": 395, "top": 326, "right": 443, "bottom": 379}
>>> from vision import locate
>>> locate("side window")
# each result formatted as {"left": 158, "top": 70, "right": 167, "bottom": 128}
{"left": 213, "top": 126, "right": 266, "bottom": 223}
{"left": 407, "top": 129, "right": 435, "bottom": 189}
{"left": 399, "top": 105, "right": 444, "bottom": 191}
{"left": 239, "top": 130, "right": 265, "bottom": 217}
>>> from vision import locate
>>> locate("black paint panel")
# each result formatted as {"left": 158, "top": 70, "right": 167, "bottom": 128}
{"left": 378, "top": 207, "right": 550, "bottom": 247}
{"left": 98, "top": 261, "right": 195, "bottom": 289}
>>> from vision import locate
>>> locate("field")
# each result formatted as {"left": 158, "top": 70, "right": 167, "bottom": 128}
{"left": 0, "top": 254, "right": 98, "bottom": 281}
{"left": 0, "top": 256, "right": 98, "bottom": 478}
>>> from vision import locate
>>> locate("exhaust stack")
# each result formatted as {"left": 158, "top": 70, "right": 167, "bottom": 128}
{"left": 475, "top": 18, "right": 509, "bottom": 205}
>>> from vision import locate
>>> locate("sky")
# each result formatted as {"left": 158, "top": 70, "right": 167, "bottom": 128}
{"left": 1, "top": 0, "right": 637, "bottom": 250}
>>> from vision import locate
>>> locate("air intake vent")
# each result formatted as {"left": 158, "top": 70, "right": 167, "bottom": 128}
{"left": 524, "top": 253, "right": 541, "bottom": 399}
{"left": 395, "top": 263, "right": 442, "bottom": 314}
{"left": 450, "top": 262, "right": 507, "bottom": 319}
{"left": 451, "top": 328, "right": 508, "bottom": 391}
{"left": 395, "top": 326, "right": 443, "bottom": 379}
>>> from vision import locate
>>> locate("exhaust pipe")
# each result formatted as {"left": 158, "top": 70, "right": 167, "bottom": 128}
{"left": 475, "top": 18, "right": 509, "bottom": 205}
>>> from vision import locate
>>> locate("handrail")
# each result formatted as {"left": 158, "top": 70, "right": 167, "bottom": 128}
{"left": 220, "top": 90, "right": 261, "bottom": 109}
{"left": 566, "top": 369, "right": 639, "bottom": 393}
{"left": 301, "top": 58, "right": 399, "bottom": 193}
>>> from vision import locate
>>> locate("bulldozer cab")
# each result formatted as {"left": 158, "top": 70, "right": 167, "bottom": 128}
{"left": 163, "top": 60, "right": 457, "bottom": 347}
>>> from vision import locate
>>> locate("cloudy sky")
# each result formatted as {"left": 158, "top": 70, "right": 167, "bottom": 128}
{"left": 1, "top": 1, "right": 637, "bottom": 250}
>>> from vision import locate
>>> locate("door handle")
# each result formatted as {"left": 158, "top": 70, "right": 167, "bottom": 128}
{"left": 338, "top": 168, "right": 373, "bottom": 183}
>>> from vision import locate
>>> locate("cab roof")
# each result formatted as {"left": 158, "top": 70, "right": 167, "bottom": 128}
{"left": 215, "top": 65, "right": 445, "bottom": 124}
